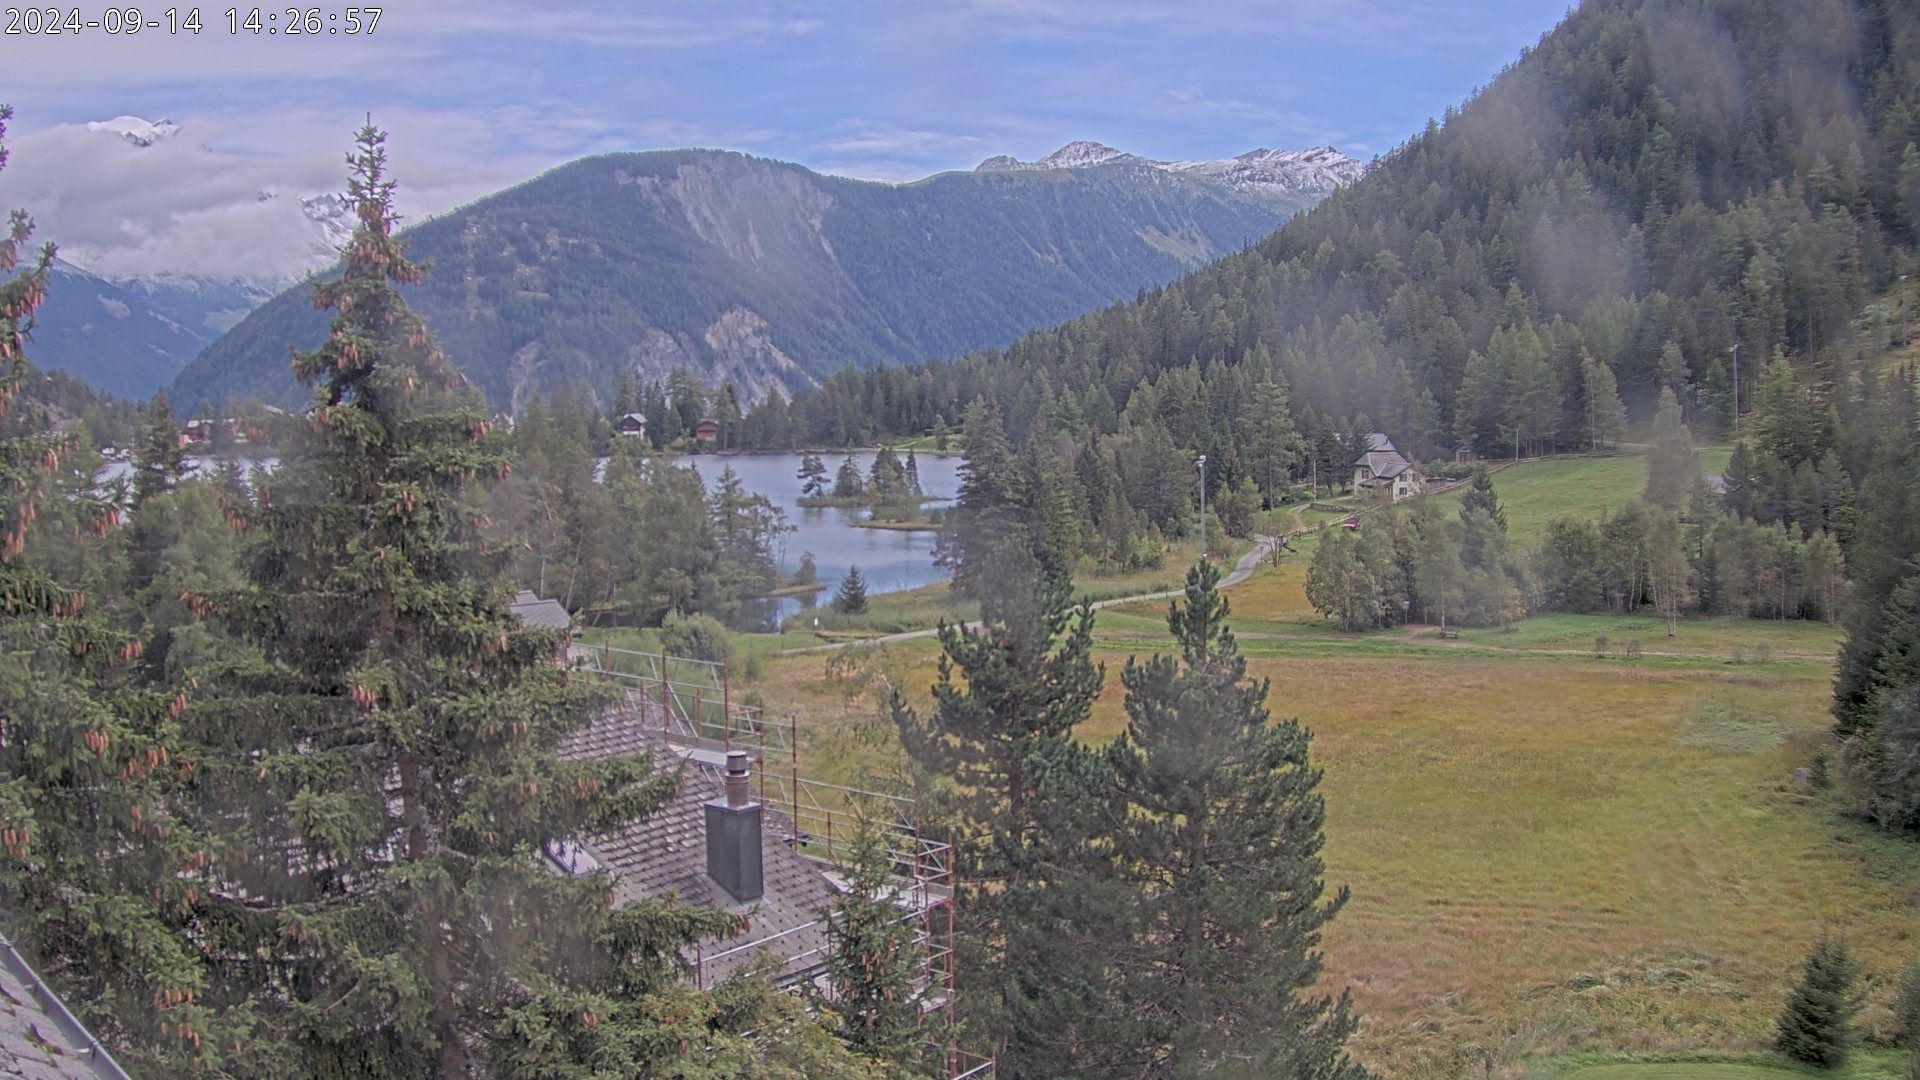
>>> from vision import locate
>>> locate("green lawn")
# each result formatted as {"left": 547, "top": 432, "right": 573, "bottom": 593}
{"left": 1549, "top": 1051, "right": 1912, "bottom": 1080}
{"left": 1432, "top": 451, "right": 1732, "bottom": 545}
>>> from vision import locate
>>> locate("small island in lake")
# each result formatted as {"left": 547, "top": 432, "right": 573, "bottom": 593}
{"left": 794, "top": 447, "right": 937, "bottom": 512}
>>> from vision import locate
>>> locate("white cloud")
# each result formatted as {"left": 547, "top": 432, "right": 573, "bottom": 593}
{"left": 0, "top": 109, "right": 566, "bottom": 281}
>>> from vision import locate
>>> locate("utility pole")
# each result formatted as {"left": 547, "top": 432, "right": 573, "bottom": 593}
{"left": 1197, "top": 453, "right": 1208, "bottom": 563}
{"left": 1902, "top": 273, "right": 1909, "bottom": 348}
{"left": 1730, "top": 342, "right": 1740, "bottom": 432}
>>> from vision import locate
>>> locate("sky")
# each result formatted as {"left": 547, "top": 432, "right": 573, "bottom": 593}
{"left": 0, "top": 0, "right": 1574, "bottom": 281}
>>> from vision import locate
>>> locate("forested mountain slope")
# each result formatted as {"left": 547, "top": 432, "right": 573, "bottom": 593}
{"left": 745, "top": 0, "right": 1919, "bottom": 461}
{"left": 170, "top": 149, "right": 1324, "bottom": 412}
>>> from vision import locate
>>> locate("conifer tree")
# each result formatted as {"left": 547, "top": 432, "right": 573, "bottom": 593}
{"left": 834, "top": 565, "right": 870, "bottom": 614}
{"left": 1092, "top": 561, "right": 1366, "bottom": 1077}
{"left": 797, "top": 451, "right": 828, "bottom": 498}
{"left": 891, "top": 541, "right": 1101, "bottom": 1059}
{"left": 934, "top": 399, "right": 1026, "bottom": 594}
{"left": 131, "top": 393, "right": 188, "bottom": 509}
{"left": 817, "top": 820, "right": 926, "bottom": 1071}
{"left": 174, "top": 126, "right": 740, "bottom": 1075}
{"left": 1776, "top": 936, "right": 1860, "bottom": 1068}
{"left": 1459, "top": 467, "right": 1507, "bottom": 532}
{"left": 835, "top": 452, "right": 867, "bottom": 499}
{"left": 0, "top": 106, "right": 236, "bottom": 1074}
{"left": 1645, "top": 387, "right": 1699, "bottom": 510}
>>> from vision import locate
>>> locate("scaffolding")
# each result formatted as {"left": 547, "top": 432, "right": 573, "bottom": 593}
{"left": 573, "top": 644, "right": 992, "bottom": 1079}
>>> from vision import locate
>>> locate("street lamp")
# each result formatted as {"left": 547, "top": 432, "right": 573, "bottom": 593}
{"left": 1730, "top": 342, "right": 1739, "bottom": 432}
{"left": 1197, "top": 454, "right": 1208, "bottom": 564}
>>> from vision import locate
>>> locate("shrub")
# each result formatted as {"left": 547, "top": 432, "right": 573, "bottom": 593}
{"left": 1893, "top": 957, "right": 1920, "bottom": 1047}
{"left": 1775, "top": 936, "right": 1859, "bottom": 1068}
{"left": 659, "top": 611, "right": 732, "bottom": 665}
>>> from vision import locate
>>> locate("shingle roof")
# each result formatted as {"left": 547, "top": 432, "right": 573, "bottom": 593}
{"left": 0, "top": 933, "right": 131, "bottom": 1079}
{"left": 1359, "top": 434, "right": 1415, "bottom": 481}
{"left": 509, "top": 591, "right": 572, "bottom": 632}
{"left": 558, "top": 705, "right": 836, "bottom": 986}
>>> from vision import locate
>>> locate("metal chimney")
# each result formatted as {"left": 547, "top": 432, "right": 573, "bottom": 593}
{"left": 705, "top": 751, "right": 763, "bottom": 903}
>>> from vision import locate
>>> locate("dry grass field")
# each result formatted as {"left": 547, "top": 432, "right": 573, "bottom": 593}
{"left": 618, "top": 454, "right": 1919, "bottom": 1077}
{"left": 745, "top": 625, "right": 1917, "bottom": 1076}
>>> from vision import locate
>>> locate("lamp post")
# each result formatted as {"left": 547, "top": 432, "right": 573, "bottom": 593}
{"left": 1196, "top": 454, "right": 1208, "bottom": 564}
{"left": 1730, "top": 342, "right": 1739, "bottom": 433}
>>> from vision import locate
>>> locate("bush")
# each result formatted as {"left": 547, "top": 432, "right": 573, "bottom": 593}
{"left": 1127, "top": 525, "right": 1167, "bottom": 571}
{"left": 1776, "top": 936, "right": 1859, "bottom": 1068}
{"left": 1893, "top": 957, "right": 1920, "bottom": 1047}
{"left": 659, "top": 611, "right": 732, "bottom": 665}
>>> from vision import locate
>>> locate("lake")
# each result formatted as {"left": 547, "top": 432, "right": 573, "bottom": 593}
{"left": 96, "top": 449, "right": 960, "bottom": 631}
{"left": 676, "top": 451, "right": 961, "bottom": 630}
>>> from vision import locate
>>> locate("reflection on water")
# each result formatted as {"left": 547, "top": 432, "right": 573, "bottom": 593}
{"left": 676, "top": 451, "right": 960, "bottom": 631}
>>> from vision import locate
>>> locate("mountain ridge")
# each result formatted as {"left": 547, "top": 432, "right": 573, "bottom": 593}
{"left": 168, "top": 145, "right": 1342, "bottom": 412}
{"left": 975, "top": 140, "right": 1364, "bottom": 202}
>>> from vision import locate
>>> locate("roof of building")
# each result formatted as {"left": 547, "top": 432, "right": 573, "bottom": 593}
{"left": 1358, "top": 433, "right": 1416, "bottom": 482}
{"left": 0, "top": 931, "right": 132, "bottom": 1079}
{"left": 617, "top": 413, "right": 647, "bottom": 427}
{"left": 509, "top": 591, "right": 572, "bottom": 632}
{"left": 558, "top": 706, "right": 836, "bottom": 985}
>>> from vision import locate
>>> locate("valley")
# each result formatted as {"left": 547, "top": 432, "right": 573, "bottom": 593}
{"left": 638, "top": 451, "right": 1913, "bottom": 1078}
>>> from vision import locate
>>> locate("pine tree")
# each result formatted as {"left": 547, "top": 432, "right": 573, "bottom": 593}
{"left": 1094, "top": 561, "right": 1366, "bottom": 1077}
{"left": 903, "top": 446, "right": 922, "bottom": 496}
{"left": 934, "top": 399, "right": 1028, "bottom": 595}
{"left": 891, "top": 542, "right": 1101, "bottom": 1064}
{"left": 817, "top": 819, "right": 925, "bottom": 1071}
{"left": 1459, "top": 466, "right": 1508, "bottom": 532}
{"left": 125, "top": 395, "right": 192, "bottom": 596}
{"left": 1776, "top": 936, "right": 1860, "bottom": 1068}
{"left": 1645, "top": 386, "right": 1699, "bottom": 510}
{"left": 1582, "top": 356, "right": 1628, "bottom": 450}
{"left": 0, "top": 103, "right": 213, "bottom": 1074}
{"left": 835, "top": 452, "right": 867, "bottom": 499}
{"left": 130, "top": 393, "right": 188, "bottom": 509}
{"left": 173, "top": 126, "right": 738, "bottom": 1075}
{"left": 796, "top": 452, "right": 828, "bottom": 497}
{"left": 834, "top": 565, "right": 870, "bottom": 614}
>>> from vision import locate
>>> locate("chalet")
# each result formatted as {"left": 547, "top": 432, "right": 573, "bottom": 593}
{"left": 693, "top": 418, "right": 720, "bottom": 444}
{"left": 181, "top": 418, "right": 251, "bottom": 447}
{"left": 509, "top": 590, "right": 572, "bottom": 633}
{"left": 615, "top": 412, "right": 648, "bottom": 438}
{"left": 1353, "top": 433, "right": 1424, "bottom": 502}
{"left": 1454, "top": 443, "right": 1478, "bottom": 464}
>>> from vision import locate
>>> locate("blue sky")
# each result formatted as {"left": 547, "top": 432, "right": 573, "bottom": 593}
{"left": 0, "top": 0, "right": 1574, "bottom": 278}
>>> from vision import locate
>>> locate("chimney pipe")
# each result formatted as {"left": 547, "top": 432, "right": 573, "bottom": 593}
{"left": 705, "top": 751, "right": 763, "bottom": 903}
{"left": 725, "top": 750, "right": 752, "bottom": 808}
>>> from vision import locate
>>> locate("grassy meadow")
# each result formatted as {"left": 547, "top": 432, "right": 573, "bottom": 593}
{"left": 617, "top": 451, "right": 1918, "bottom": 1077}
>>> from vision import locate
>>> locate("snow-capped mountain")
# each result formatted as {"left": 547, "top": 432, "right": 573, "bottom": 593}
{"left": 85, "top": 115, "right": 181, "bottom": 148}
{"left": 978, "top": 140, "right": 1364, "bottom": 200}
{"left": 19, "top": 117, "right": 356, "bottom": 398}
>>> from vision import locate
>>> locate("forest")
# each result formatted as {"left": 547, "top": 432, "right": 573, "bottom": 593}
{"left": 7, "top": 0, "right": 1920, "bottom": 1075}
